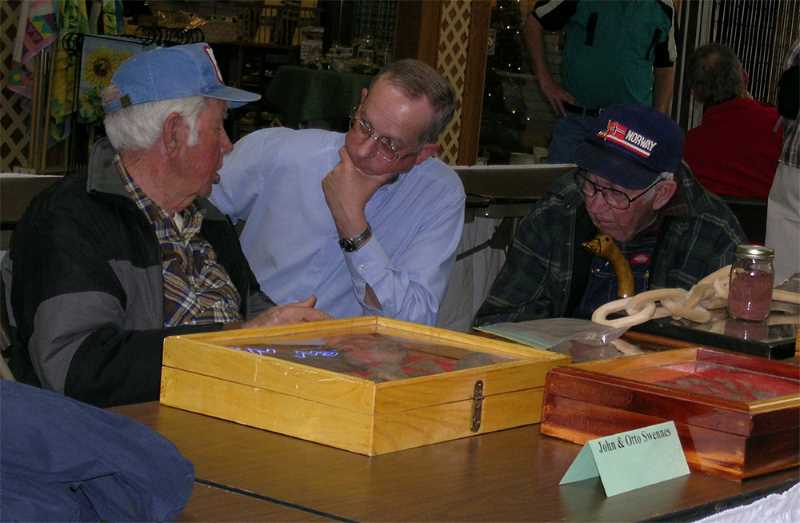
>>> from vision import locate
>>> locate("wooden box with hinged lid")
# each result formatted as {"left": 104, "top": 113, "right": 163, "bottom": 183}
{"left": 540, "top": 347, "right": 800, "bottom": 479}
{"left": 160, "top": 316, "right": 568, "bottom": 455}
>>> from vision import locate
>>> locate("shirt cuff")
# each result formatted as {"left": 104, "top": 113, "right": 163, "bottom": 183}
{"left": 342, "top": 237, "right": 391, "bottom": 312}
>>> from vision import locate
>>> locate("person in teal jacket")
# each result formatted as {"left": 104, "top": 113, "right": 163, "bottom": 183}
{"left": 525, "top": 0, "right": 677, "bottom": 163}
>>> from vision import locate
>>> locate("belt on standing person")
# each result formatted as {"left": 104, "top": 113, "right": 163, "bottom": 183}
{"left": 563, "top": 103, "right": 603, "bottom": 117}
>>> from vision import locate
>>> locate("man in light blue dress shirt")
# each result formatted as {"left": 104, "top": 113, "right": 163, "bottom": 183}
{"left": 212, "top": 59, "right": 465, "bottom": 325}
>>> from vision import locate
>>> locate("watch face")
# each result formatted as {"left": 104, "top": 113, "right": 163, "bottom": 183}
{"left": 339, "top": 224, "right": 372, "bottom": 252}
{"left": 339, "top": 238, "right": 356, "bottom": 252}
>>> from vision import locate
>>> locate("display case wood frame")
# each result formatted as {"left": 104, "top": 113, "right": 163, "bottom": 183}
{"left": 161, "top": 316, "right": 567, "bottom": 455}
{"left": 541, "top": 348, "right": 800, "bottom": 480}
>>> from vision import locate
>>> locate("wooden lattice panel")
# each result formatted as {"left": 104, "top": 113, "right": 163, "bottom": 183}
{"left": 0, "top": 1, "right": 31, "bottom": 171}
{"left": 436, "top": 0, "right": 471, "bottom": 165}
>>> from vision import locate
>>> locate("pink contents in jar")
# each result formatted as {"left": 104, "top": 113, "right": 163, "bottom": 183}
{"left": 724, "top": 319, "right": 769, "bottom": 340}
{"left": 728, "top": 268, "right": 773, "bottom": 321}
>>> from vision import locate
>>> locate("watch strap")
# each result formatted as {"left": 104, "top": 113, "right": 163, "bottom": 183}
{"left": 339, "top": 223, "right": 372, "bottom": 252}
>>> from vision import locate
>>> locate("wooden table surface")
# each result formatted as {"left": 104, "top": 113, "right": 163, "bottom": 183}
{"left": 180, "top": 482, "right": 329, "bottom": 521}
{"left": 114, "top": 402, "right": 799, "bottom": 522}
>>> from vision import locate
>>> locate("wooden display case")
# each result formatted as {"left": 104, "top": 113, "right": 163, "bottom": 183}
{"left": 540, "top": 348, "right": 800, "bottom": 480}
{"left": 160, "top": 317, "right": 568, "bottom": 455}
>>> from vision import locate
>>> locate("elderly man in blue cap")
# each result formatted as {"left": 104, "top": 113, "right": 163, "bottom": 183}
{"left": 9, "top": 43, "right": 329, "bottom": 407}
{"left": 475, "top": 104, "right": 746, "bottom": 325}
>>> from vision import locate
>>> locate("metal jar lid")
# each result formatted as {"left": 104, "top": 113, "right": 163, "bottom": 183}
{"left": 735, "top": 244, "right": 775, "bottom": 259}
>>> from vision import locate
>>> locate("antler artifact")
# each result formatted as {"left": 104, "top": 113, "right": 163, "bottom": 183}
{"left": 582, "top": 234, "right": 634, "bottom": 298}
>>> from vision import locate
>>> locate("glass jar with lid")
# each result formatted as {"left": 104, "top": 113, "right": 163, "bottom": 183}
{"left": 727, "top": 245, "right": 775, "bottom": 321}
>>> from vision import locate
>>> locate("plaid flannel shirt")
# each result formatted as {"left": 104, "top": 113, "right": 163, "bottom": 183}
{"left": 118, "top": 160, "right": 242, "bottom": 327}
{"left": 474, "top": 164, "right": 746, "bottom": 326}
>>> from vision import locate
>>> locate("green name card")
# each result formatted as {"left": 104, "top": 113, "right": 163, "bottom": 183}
{"left": 560, "top": 421, "right": 689, "bottom": 497}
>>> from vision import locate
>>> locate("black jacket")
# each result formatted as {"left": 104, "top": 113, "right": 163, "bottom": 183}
{"left": 9, "top": 139, "right": 270, "bottom": 407}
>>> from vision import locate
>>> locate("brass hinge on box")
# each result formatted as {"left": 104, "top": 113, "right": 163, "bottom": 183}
{"left": 471, "top": 380, "right": 484, "bottom": 432}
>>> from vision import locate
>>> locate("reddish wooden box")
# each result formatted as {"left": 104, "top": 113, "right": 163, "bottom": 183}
{"left": 541, "top": 348, "right": 800, "bottom": 480}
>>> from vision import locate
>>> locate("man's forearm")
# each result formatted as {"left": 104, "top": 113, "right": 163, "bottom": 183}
{"left": 345, "top": 228, "right": 458, "bottom": 326}
{"left": 65, "top": 322, "right": 222, "bottom": 407}
{"left": 653, "top": 66, "right": 675, "bottom": 113}
{"left": 364, "top": 285, "right": 381, "bottom": 310}
{"left": 525, "top": 14, "right": 552, "bottom": 82}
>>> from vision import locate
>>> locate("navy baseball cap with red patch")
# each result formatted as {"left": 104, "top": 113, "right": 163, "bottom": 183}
{"left": 574, "top": 105, "right": 684, "bottom": 189}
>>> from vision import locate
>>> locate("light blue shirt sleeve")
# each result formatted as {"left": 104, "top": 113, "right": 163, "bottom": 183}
{"left": 343, "top": 190, "right": 464, "bottom": 325}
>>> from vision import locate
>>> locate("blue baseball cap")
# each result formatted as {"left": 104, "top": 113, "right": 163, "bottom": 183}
{"left": 574, "top": 105, "right": 684, "bottom": 189}
{"left": 102, "top": 43, "right": 260, "bottom": 114}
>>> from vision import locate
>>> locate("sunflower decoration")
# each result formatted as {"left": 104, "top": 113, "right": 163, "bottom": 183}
{"left": 79, "top": 46, "right": 132, "bottom": 123}
{"left": 83, "top": 47, "right": 128, "bottom": 87}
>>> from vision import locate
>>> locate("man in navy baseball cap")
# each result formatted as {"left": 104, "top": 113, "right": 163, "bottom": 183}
{"left": 475, "top": 104, "right": 746, "bottom": 325}
{"left": 9, "top": 43, "right": 330, "bottom": 407}
{"left": 573, "top": 104, "right": 684, "bottom": 242}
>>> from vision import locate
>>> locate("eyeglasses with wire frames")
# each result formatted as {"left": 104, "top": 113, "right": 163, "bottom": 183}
{"left": 348, "top": 108, "right": 417, "bottom": 162}
{"left": 574, "top": 168, "right": 669, "bottom": 210}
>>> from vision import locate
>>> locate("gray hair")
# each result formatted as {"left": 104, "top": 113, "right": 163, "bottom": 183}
{"left": 372, "top": 59, "right": 457, "bottom": 145}
{"left": 103, "top": 94, "right": 207, "bottom": 151}
{"left": 686, "top": 43, "right": 745, "bottom": 106}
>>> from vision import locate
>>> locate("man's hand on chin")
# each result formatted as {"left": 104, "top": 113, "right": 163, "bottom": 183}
{"left": 322, "top": 147, "right": 394, "bottom": 238}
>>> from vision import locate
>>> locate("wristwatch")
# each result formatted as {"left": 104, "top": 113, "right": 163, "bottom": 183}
{"left": 339, "top": 224, "right": 372, "bottom": 252}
